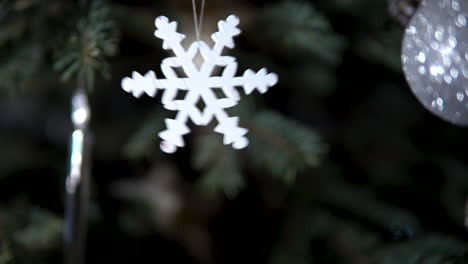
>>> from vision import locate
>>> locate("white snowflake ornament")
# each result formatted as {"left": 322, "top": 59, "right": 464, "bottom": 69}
{"left": 122, "top": 15, "right": 278, "bottom": 153}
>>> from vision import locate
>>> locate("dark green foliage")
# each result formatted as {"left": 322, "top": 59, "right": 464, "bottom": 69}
{"left": 126, "top": 107, "right": 326, "bottom": 196}
{"left": 11, "top": 208, "right": 62, "bottom": 250}
{"left": 123, "top": 111, "right": 167, "bottom": 160}
{"left": 0, "top": 0, "right": 118, "bottom": 92}
{"left": 0, "top": 0, "right": 467, "bottom": 263}
{"left": 372, "top": 234, "right": 464, "bottom": 264}
{"left": 0, "top": 241, "right": 12, "bottom": 264}
{"left": 317, "top": 180, "right": 422, "bottom": 238}
{"left": 0, "top": 44, "right": 43, "bottom": 93}
{"left": 270, "top": 201, "right": 466, "bottom": 264}
{"left": 0, "top": 0, "right": 50, "bottom": 92}
{"left": 354, "top": 27, "right": 403, "bottom": 73}
{"left": 54, "top": 0, "right": 118, "bottom": 90}
{"left": 0, "top": 199, "right": 62, "bottom": 263}
{"left": 194, "top": 135, "right": 245, "bottom": 199}
{"left": 0, "top": 137, "right": 56, "bottom": 178}
{"left": 262, "top": 1, "right": 346, "bottom": 66}
{"left": 248, "top": 111, "right": 327, "bottom": 183}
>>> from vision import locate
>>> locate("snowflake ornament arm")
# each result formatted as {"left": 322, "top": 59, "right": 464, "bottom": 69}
{"left": 122, "top": 15, "right": 278, "bottom": 154}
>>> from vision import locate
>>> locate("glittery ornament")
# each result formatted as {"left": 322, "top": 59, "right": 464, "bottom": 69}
{"left": 402, "top": 0, "right": 468, "bottom": 125}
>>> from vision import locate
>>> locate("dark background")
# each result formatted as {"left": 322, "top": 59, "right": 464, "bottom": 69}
{"left": 0, "top": 0, "right": 467, "bottom": 263}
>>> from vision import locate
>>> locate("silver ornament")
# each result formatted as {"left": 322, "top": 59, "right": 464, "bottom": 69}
{"left": 402, "top": 0, "right": 468, "bottom": 125}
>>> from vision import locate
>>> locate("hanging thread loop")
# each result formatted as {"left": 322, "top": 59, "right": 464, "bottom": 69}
{"left": 192, "top": 0, "right": 206, "bottom": 42}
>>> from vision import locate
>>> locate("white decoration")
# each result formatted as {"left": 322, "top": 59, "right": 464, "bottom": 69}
{"left": 122, "top": 15, "right": 278, "bottom": 153}
{"left": 402, "top": 0, "right": 468, "bottom": 125}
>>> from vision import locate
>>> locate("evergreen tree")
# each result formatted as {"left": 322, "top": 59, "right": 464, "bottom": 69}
{"left": 0, "top": 0, "right": 466, "bottom": 263}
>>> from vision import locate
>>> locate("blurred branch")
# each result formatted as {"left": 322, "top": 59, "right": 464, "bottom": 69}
{"left": 260, "top": 1, "right": 346, "bottom": 66}
{"left": 318, "top": 178, "right": 421, "bottom": 239}
{"left": 247, "top": 111, "right": 327, "bottom": 183}
{"left": 123, "top": 111, "right": 166, "bottom": 161}
{"left": 54, "top": 0, "right": 118, "bottom": 90}
{"left": 193, "top": 134, "right": 245, "bottom": 199}
{"left": 372, "top": 234, "right": 465, "bottom": 263}
{"left": 0, "top": 241, "right": 12, "bottom": 264}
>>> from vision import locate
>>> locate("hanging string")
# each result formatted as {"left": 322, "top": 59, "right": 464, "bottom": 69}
{"left": 192, "top": 0, "right": 206, "bottom": 41}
